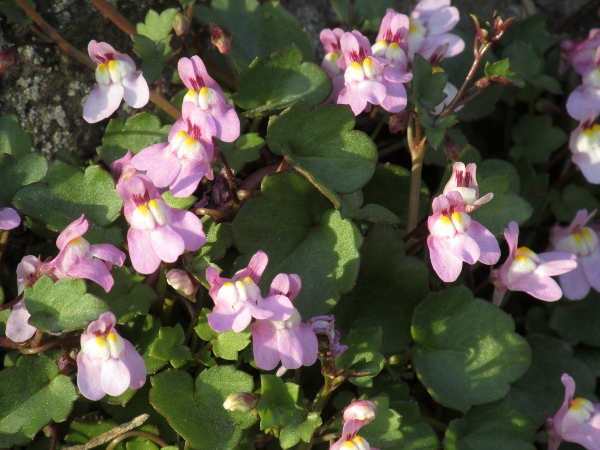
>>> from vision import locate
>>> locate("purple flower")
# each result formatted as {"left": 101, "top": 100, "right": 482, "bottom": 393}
{"left": 206, "top": 251, "right": 294, "bottom": 333}
{"left": 83, "top": 40, "right": 149, "bottom": 123}
{"left": 331, "top": 400, "right": 379, "bottom": 450}
{"left": 131, "top": 103, "right": 216, "bottom": 198}
{"left": 569, "top": 119, "right": 600, "bottom": 183}
{"left": 551, "top": 209, "right": 600, "bottom": 300}
{"left": 338, "top": 31, "right": 412, "bottom": 115}
{"left": 408, "top": 0, "right": 465, "bottom": 64}
{"left": 0, "top": 207, "right": 20, "bottom": 230}
{"left": 561, "top": 29, "right": 600, "bottom": 76}
{"left": 442, "top": 162, "right": 493, "bottom": 212}
{"left": 251, "top": 273, "right": 318, "bottom": 375}
{"left": 53, "top": 215, "right": 125, "bottom": 292}
{"left": 567, "top": 68, "right": 600, "bottom": 121}
{"left": 546, "top": 373, "right": 600, "bottom": 450}
{"left": 117, "top": 175, "right": 205, "bottom": 274}
{"left": 427, "top": 191, "right": 500, "bottom": 282}
{"left": 307, "top": 315, "right": 348, "bottom": 358}
{"left": 178, "top": 55, "right": 240, "bottom": 142}
{"left": 76, "top": 312, "right": 146, "bottom": 400}
{"left": 320, "top": 28, "right": 346, "bottom": 103}
{"left": 491, "top": 222, "right": 577, "bottom": 306}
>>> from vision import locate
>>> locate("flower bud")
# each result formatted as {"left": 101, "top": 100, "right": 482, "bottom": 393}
{"left": 444, "top": 135, "right": 461, "bottom": 161}
{"left": 388, "top": 110, "right": 411, "bottom": 134}
{"left": 209, "top": 23, "right": 232, "bottom": 55}
{"left": 166, "top": 269, "right": 199, "bottom": 301}
{"left": 173, "top": 13, "right": 190, "bottom": 37}
{"left": 223, "top": 392, "right": 260, "bottom": 412}
{"left": 0, "top": 46, "right": 18, "bottom": 75}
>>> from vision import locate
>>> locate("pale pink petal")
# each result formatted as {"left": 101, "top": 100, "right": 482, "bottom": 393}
{"left": 357, "top": 80, "right": 387, "bottom": 105}
{"left": 64, "top": 257, "right": 115, "bottom": 293}
{"left": 88, "top": 40, "right": 117, "bottom": 64}
{"left": 169, "top": 209, "right": 206, "bottom": 252}
{"left": 234, "top": 250, "right": 269, "bottom": 283}
{"left": 268, "top": 273, "right": 302, "bottom": 301}
{"left": 169, "top": 161, "right": 208, "bottom": 198}
{"left": 83, "top": 83, "right": 124, "bottom": 123}
{"left": 207, "top": 310, "right": 235, "bottom": 333}
{"left": 282, "top": 323, "right": 318, "bottom": 369}
{"left": 379, "top": 80, "right": 409, "bottom": 113}
{"left": 89, "top": 244, "right": 126, "bottom": 267}
{"left": 582, "top": 250, "right": 600, "bottom": 292}
{"left": 131, "top": 143, "right": 169, "bottom": 171}
{"left": 214, "top": 107, "right": 240, "bottom": 142}
{"left": 231, "top": 307, "right": 253, "bottom": 333}
{"left": 469, "top": 221, "right": 501, "bottom": 265}
{"left": 56, "top": 215, "right": 88, "bottom": 250}
{"left": 150, "top": 227, "right": 185, "bottom": 263}
{"left": 77, "top": 352, "right": 106, "bottom": 400}
{"left": 101, "top": 358, "right": 131, "bottom": 397}
{"left": 338, "top": 88, "right": 368, "bottom": 115}
{"left": 121, "top": 341, "right": 147, "bottom": 389}
{"left": 536, "top": 252, "right": 577, "bottom": 276}
{"left": 258, "top": 294, "right": 294, "bottom": 322}
{"left": 251, "top": 320, "right": 280, "bottom": 371}
{"left": 128, "top": 228, "right": 161, "bottom": 274}
{"left": 449, "top": 233, "right": 480, "bottom": 265}
{"left": 0, "top": 208, "right": 20, "bottom": 230}
{"left": 6, "top": 300, "right": 36, "bottom": 342}
{"left": 428, "top": 235, "right": 463, "bottom": 282}
{"left": 559, "top": 266, "right": 591, "bottom": 300}
{"left": 121, "top": 71, "right": 149, "bottom": 108}
{"left": 511, "top": 272, "right": 564, "bottom": 301}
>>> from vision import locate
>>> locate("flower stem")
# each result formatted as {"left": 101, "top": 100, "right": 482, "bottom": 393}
{"left": 406, "top": 118, "right": 428, "bottom": 235}
{"left": 89, "top": 0, "right": 136, "bottom": 35}
{"left": 0, "top": 292, "right": 23, "bottom": 312}
{"left": 215, "top": 139, "right": 240, "bottom": 205}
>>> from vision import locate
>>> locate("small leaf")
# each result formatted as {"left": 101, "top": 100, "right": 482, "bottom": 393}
{"left": 279, "top": 411, "right": 321, "bottom": 449}
{"left": 132, "top": 34, "right": 174, "bottom": 84}
{"left": 120, "top": 315, "right": 165, "bottom": 375}
{"left": 24, "top": 277, "right": 108, "bottom": 332}
{"left": 0, "top": 114, "right": 31, "bottom": 158}
{"left": 484, "top": 59, "right": 525, "bottom": 87}
{"left": 150, "top": 366, "right": 256, "bottom": 450}
{"left": 136, "top": 9, "right": 178, "bottom": 42}
{"left": 234, "top": 46, "right": 331, "bottom": 117}
{"left": 410, "top": 55, "right": 448, "bottom": 112}
{"left": 194, "top": 216, "right": 233, "bottom": 262}
{"left": 0, "top": 0, "right": 33, "bottom": 25}
{"left": 195, "top": 310, "right": 252, "bottom": 361}
{"left": 510, "top": 115, "right": 567, "bottom": 164}
{"left": 0, "top": 153, "right": 47, "bottom": 206}
{"left": 335, "top": 328, "right": 385, "bottom": 387}
{"left": 161, "top": 190, "right": 197, "bottom": 210}
{"left": 550, "top": 184, "right": 600, "bottom": 223}
{"left": 0, "top": 354, "right": 77, "bottom": 438}
{"left": 550, "top": 292, "right": 600, "bottom": 347}
{"left": 266, "top": 103, "right": 377, "bottom": 205}
{"left": 257, "top": 375, "right": 300, "bottom": 431}
{"left": 218, "top": 133, "right": 264, "bottom": 173}
{"left": 412, "top": 287, "right": 531, "bottom": 412}
{"left": 149, "top": 324, "right": 194, "bottom": 369}
{"left": 331, "top": 0, "right": 389, "bottom": 32}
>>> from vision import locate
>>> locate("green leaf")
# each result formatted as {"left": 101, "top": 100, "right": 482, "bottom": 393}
{"left": 470, "top": 192, "right": 532, "bottom": 236}
{"left": 136, "top": 9, "right": 177, "bottom": 42}
{"left": 507, "top": 335, "right": 596, "bottom": 426}
{"left": 410, "top": 55, "right": 448, "bottom": 112}
{"left": 549, "top": 292, "right": 600, "bottom": 346}
{"left": 161, "top": 190, "right": 197, "bottom": 210}
{"left": 0, "top": 354, "right": 77, "bottom": 438}
{"left": 24, "top": 277, "right": 108, "bottom": 332}
{"left": 412, "top": 287, "right": 531, "bottom": 412}
{"left": 0, "top": 114, "right": 31, "bottom": 158}
{"left": 257, "top": 375, "right": 299, "bottom": 431}
{"left": 340, "top": 192, "right": 400, "bottom": 225}
{"left": 362, "top": 164, "right": 430, "bottom": 225}
{"left": 218, "top": 133, "right": 264, "bottom": 173}
{"left": 150, "top": 366, "right": 256, "bottom": 450}
{"left": 97, "top": 112, "right": 171, "bottom": 164}
{"left": 120, "top": 315, "right": 165, "bottom": 375}
{"left": 357, "top": 396, "right": 404, "bottom": 448}
{"left": 234, "top": 46, "right": 331, "bottom": 117}
{"left": 195, "top": 310, "right": 252, "bottom": 361}
{"left": 12, "top": 161, "right": 123, "bottom": 239}
{"left": 132, "top": 34, "right": 174, "bottom": 84}
{"left": 331, "top": 0, "right": 389, "bottom": 32}
{"left": 279, "top": 411, "right": 321, "bottom": 449}
{"left": 267, "top": 103, "right": 377, "bottom": 206}
{"left": 484, "top": 59, "right": 525, "bottom": 87}
{"left": 510, "top": 115, "right": 567, "bottom": 164}
{"left": 515, "top": 159, "right": 549, "bottom": 225}
{"left": 502, "top": 15, "right": 561, "bottom": 54}
{"left": 478, "top": 159, "right": 521, "bottom": 193}
{"left": 335, "top": 328, "right": 385, "bottom": 387}
{"left": 149, "top": 324, "right": 194, "bottom": 369}
{"left": 550, "top": 184, "right": 600, "bottom": 223}
{"left": 0, "top": 153, "right": 47, "bottom": 207}
{"left": 232, "top": 171, "right": 361, "bottom": 317}
{"left": 502, "top": 41, "right": 542, "bottom": 80}
{"left": 88, "top": 267, "right": 156, "bottom": 324}
{"left": 444, "top": 401, "right": 536, "bottom": 450}
{"left": 0, "top": 0, "right": 33, "bottom": 25}
{"left": 64, "top": 419, "right": 116, "bottom": 445}
{"left": 335, "top": 225, "right": 429, "bottom": 353}
{"left": 194, "top": 0, "right": 313, "bottom": 73}
{"left": 194, "top": 216, "right": 234, "bottom": 262}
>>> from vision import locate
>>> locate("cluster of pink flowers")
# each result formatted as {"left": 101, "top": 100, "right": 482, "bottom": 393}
{"left": 206, "top": 251, "right": 319, "bottom": 375}
{"left": 320, "top": 0, "right": 464, "bottom": 115}
{"left": 562, "top": 31, "right": 600, "bottom": 182}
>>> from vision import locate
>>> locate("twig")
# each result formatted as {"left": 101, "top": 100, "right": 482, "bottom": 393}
{"left": 62, "top": 414, "right": 150, "bottom": 450}
{"left": 89, "top": 0, "right": 136, "bottom": 35}
{"left": 0, "top": 292, "right": 23, "bottom": 312}
{"left": 405, "top": 118, "right": 428, "bottom": 234}
{"left": 106, "top": 431, "right": 169, "bottom": 450}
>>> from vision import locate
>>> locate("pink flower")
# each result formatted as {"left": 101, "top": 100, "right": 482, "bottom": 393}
{"left": 131, "top": 103, "right": 216, "bottom": 198}
{"left": 117, "top": 175, "right": 205, "bottom": 274}
{"left": 0, "top": 207, "right": 20, "bottom": 230}
{"left": 338, "top": 31, "right": 412, "bottom": 115}
{"left": 491, "top": 222, "right": 577, "bottom": 307}
{"left": 372, "top": 9, "right": 410, "bottom": 69}
{"left": 6, "top": 255, "right": 54, "bottom": 343}
{"left": 545, "top": 373, "right": 600, "bottom": 450}
{"left": 76, "top": 312, "right": 146, "bottom": 401}
{"left": 178, "top": 55, "right": 240, "bottom": 142}
{"left": 567, "top": 68, "right": 600, "bottom": 121}
{"left": 83, "top": 40, "right": 149, "bottom": 123}
{"left": 110, "top": 150, "right": 138, "bottom": 183}
{"left": 206, "top": 251, "right": 294, "bottom": 333}
{"left": 330, "top": 400, "right": 379, "bottom": 450}
{"left": 551, "top": 209, "right": 600, "bottom": 300}
{"left": 307, "top": 315, "right": 348, "bottom": 358}
{"left": 52, "top": 215, "right": 125, "bottom": 292}
{"left": 427, "top": 191, "right": 500, "bottom": 282}
{"left": 408, "top": 0, "right": 465, "bottom": 64}
{"left": 569, "top": 119, "right": 600, "bottom": 183}
{"left": 442, "top": 162, "right": 493, "bottom": 212}
{"left": 562, "top": 29, "right": 600, "bottom": 76}
{"left": 251, "top": 273, "right": 318, "bottom": 375}
{"left": 320, "top": 28, "right": 346, "bottom": 103}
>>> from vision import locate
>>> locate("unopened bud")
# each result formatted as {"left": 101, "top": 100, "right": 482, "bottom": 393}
{"left": 173, "top": 13, "right": 190, "bottom": 37}
{"left": 0, "top": 46, "right": 18, "bottom": 75}
{"left": 223, "top": 392, "right": 260, "bottom": 412}
{"left": 166, "top": 269, "right": 199, "bottom": 301}
{"left": 209, "top": 23, "right": 232, "bottom": 55}
{"left": 389, "top": 110, "right": 411, "bottom": 134}
{"left": 444, "top": 135, "right": 461, "bottom": 161}
{"left": 474, "top": 77, "right": 492, "bottom": 90}
{"left": 489, "top": 75, "right": 513, "bottom": 86}
{"left": 470, "top": 14, "right": 489, "bottom": 44}
{"left": 493, "top": 15, "right": 514, "bottom": 40}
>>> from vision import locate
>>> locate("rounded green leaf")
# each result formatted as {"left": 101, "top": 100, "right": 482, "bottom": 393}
{"left": 412, "top": 287, "right": 531, "bottom": 411}
{"left": 234, "top": 46, "right": 331, "bottom": 117}
{"left": 549, "top": 292, "right": 600, "bottom": 346}
{"left": 24, "top": 277, "right": 109, "bottom": 332}
{"left": 335, "top": 327, "right": 385, "bottom": 387}
{"left": 150, "top": 366, "right": 256, "bottom": 450}
{"left": 0, "top": 153, "right": 47, "bottom": 207}
{"left": 0, "top": 114, "right": 31, "bottom": 159}
{"left": 232, "top": 171, "right": 361, "bottom": 317}
{"left": 0, "top": 354, "right": 77, "bottom": 438}
{"left": 267, "top": 103, "right": 377, "bottom": 205}
{"left": 444, "top": 401, "right": 536, "bottom": 450}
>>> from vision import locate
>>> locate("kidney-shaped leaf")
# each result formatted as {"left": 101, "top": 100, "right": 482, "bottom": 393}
{"left": 232, "top": 171, "right": 361, "bottom": 317}
{"left": 412, "top": 287, "right": 531, "bottom": 412}
{"left": 267, "top": 103, "right": 377, "bottom": 206}
{"left": 150, "top": 365, "right": 256, "bottom": 450}
{"left": 0, "top": 153, "right": 47, "bottom": 206}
